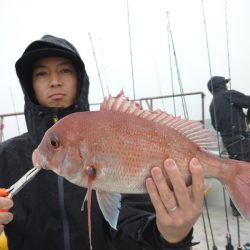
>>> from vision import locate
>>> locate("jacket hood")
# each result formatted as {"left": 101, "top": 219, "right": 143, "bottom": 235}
{"left": 207, "top": 76, "right": 230, "bottom": 94}
{"left": 15, "top": 34, "right": 86, "bottom": 102}
{"left": 15, "top": 34, "right": 89, "bottom": 145}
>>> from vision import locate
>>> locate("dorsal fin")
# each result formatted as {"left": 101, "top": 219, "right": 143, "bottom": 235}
{"left": 100, "top": 91, "right": 217, "bottom": 149}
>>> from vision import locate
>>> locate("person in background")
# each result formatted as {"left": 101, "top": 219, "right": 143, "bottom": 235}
{"left": 0, "top": 34, "right": 204, "bottom": 250}
{"left": 207, "top": 75, "right": 250, "bottom": 216}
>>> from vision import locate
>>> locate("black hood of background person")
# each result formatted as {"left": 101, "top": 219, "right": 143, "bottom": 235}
{"left": 207, "top": 76, "right": 230, "bottom": 94}
{"left": 15, "top": 34, "right": 90, "bottom": 146}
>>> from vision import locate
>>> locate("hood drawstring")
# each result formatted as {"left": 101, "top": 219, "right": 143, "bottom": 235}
{"left": 53, "top": 116, "right": 59, "bottom": 123}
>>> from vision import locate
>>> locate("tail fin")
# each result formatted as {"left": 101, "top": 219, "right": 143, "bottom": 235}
{"left": 224, "top": 159, "right": 250, "bottom": 221}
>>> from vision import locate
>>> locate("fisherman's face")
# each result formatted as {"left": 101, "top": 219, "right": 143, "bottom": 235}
{"left": 32, "top": 57, "right": 78, "bottom": 108}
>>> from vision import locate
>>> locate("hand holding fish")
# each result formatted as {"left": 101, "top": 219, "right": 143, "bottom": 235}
{"left": 146, "top": 158, "right": 204, "bottom": 244}
{"left": 0, "top": 197, "right": 13, "bottom": 234}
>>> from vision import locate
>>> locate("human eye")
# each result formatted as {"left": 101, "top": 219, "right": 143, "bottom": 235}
{"left": 61, "top": 67, "right": 74, "bottom": 74}
{"left": 34, "top": 70, "right": 47, "bottom": 78}
{"left": 62, "top": 68, "right": 71, "bottom": 74}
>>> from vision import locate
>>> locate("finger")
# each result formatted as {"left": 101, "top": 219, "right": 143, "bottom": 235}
{"left": 146, "top": 177, "right": 169, "bottom": 217}
{"left": 0, "top": 197, "right": 13, "bottom": 210}
{"left": 0, "top": 212, "right": 13, "bottom": 225}
{"left": 163, "top": 159, "right": 190, "bottom": 207}
{"left": 189, "top": 158, "right": 204, "bottom": 209}
{"left": 150, "top": 166, "right": 177, "bottom": 210}
{"left": 0, "top": 225, "right": 4, "bottom": 235}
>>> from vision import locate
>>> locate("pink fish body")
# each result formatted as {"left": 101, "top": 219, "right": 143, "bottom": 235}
{"left": 32, "top": 92, "right": 250, "bottom": 239}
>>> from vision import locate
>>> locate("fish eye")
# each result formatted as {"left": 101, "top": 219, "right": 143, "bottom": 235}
{"left": 50, "top": 134, "right": 60, "bottom": 149}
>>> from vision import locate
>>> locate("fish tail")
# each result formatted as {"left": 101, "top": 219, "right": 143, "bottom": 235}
{"left": 224, "top": 159, "right": 250, "bottom": 221}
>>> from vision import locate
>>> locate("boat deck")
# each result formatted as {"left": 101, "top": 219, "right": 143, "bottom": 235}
{"left": 193, "top": 179, "right": 250, "bottom": 249}
{"left": 193, "top": 206, "right": 250, "bottom": 249}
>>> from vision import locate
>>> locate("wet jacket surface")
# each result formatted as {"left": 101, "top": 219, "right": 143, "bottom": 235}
{"left": 0, "top": 35, "right": 193, "bottom": 250}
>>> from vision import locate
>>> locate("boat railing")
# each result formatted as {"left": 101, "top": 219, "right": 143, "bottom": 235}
{"left": 0, "top": 91, "right": 206, "bottom": 143}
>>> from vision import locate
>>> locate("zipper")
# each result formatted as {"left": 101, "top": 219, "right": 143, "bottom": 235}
{"left": 58, "top": 176, "right": 71, "bottom": 250}
{"left": 53, "top": 115, "right": 71, "bottom": 250}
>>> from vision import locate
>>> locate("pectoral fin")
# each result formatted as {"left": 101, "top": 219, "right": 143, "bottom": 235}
{"left": 96, "top": 190, "right": 121, "bottom": 230}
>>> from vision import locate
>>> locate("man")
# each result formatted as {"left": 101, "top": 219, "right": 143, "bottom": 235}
{"left": 0, "top": 35, "right": 204, "bottom": 250}
{"left": 207, "top": 75, "right": 250, "bottom": 215}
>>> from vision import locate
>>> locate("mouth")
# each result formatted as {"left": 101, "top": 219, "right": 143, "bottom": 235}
{"left": 49, "top": 93, "right": 66, "bottom": 100}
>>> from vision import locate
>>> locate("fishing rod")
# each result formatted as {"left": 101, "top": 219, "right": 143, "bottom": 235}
{"left": 204, "top": 195, "right": 218, "bottom": 250}
{"left": 200, "top": 1, "right": 222, "bottom": 249}
{"left": 224, "top": 1, "right": 244, "bottom": 248}
{"left": 9, "top": 86, "right": 21, "bottom": 135}
{"left": 222, "top": 187, "right": 234, "bottom": 250}
{"left": 201, "top": 0, "right": 243, "bottom": 246}
{"left": 98, "top": 38, "right": 110, "bottom": 96}
{"left": 153, "top": 60, "right": 165, "bottom": 111}
{"left": 200, "top": 0, "right": 221, "bottom": 150}
{"left": 166, "top": 12, "right": 176, "bottom": 116}
{"left": 166, "top": 13, "right": 215, "bottom": 248}
{"left": 224, "top": 1, "right": 243, "bottom": 248}
{"left": 225, "top": 0, "right": 231, "bottom": 81}
{"left": 0, "top": 117, "right": 4, "bottom": 142}
{"left": 126, "top": 0, "right": 136, "bottom": 100}
{"left": 166, "top": 14, "right": 217, "bottom": 249}
{"left": 88, "top": 32, "right": 105, "bottom": 99}
{"left": 166, "top": 12, "right": 188, "bottom": 119}
{"left": 236, "top": 215, "right": 243, "bottom": 250}
{"left": 201, "top": 212, "right": 210, "bottom": 250}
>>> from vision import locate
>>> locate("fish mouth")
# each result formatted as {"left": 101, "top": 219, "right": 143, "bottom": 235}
{"left": 33, "top": 161, "right": 48, "bottom": 170}
{"left": 37, "top": 163, "right": 48, "bottom": 170}
{"left": 32, "top": 149, "right": 48, "bottom": 170}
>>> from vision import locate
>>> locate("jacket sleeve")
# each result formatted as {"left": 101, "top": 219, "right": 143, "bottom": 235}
{"left": 229, "top": 90, "right": 250, "bottom": 108}
{"left": 114, "top": 194, "right": 197, "bottom": 250}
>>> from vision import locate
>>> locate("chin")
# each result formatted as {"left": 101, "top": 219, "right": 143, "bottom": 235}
{"left": 47, "top": 102, "right": 70, "bottom": 108}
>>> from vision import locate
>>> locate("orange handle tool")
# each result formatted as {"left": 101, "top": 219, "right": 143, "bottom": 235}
{"left": 0, "top": 188, "right": 10, "bottom": 212}
{"left": 0, "top": 167, "right": 41, "bottom": 213}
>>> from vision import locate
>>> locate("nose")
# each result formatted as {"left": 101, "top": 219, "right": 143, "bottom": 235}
{"left": 49, "top": 73, "right": 62, "bottom": 87}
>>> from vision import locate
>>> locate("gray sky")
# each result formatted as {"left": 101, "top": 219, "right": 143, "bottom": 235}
{"left": 1, "top": 0, "right": 250, "bottom": 139}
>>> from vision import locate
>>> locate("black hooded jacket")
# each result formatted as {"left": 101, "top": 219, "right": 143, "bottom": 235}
{"left": 0, "top": 35, "right": 193, "bottom": 250}
{"left": 209, "top": 83, "right": 250, "bottom": 146}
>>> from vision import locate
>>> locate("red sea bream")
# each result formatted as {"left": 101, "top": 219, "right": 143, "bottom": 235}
{"left": 32, "top": 91, "right": 250, "bottom": 247}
